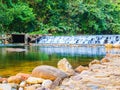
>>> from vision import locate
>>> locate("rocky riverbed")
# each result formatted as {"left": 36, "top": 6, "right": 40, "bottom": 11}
{"left": 0, "top": 54, "right": 120, "bottom": 90}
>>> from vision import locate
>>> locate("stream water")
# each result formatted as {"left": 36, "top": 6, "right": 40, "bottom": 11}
{"left": 0, "top": 45, "right": 106, "bottom": 77}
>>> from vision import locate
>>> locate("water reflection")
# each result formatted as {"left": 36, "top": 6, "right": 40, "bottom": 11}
{"left": 40, "top": 46, "right": 106, "bottom": 57}
{"left": 0, "top": 45, "right": 106, "bottom": 77}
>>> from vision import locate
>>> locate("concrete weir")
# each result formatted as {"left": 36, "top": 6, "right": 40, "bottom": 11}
{"left": 11, "top": 34, "right": 42, "bottom": 45}
{"left": 0, "top": 34, "right": 42, "bottom": 45}
{"left": 37, "top": 35, "right": 120, "bottom": 45}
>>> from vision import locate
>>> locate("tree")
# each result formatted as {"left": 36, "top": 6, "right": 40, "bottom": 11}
{"left": 0, "top": 0, "right": 120, "bottom": 34}
{"left": 0, "top": 0, "right": 35, "bottom": 33}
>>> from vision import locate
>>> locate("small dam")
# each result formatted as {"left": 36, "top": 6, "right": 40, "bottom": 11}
{"left": 37, "top": 35, "right": 120, "bottom": 45}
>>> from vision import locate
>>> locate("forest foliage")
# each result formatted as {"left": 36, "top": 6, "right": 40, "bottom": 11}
{"left": 0, "top": 0, "right": 120, "bottom": 35}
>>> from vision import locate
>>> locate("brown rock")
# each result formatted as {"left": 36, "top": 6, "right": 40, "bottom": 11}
{"left": 16, "top": 73, "right": 30, "bottom": 81}
{"left": 89, "top": 60, "right": 101, "bottom": 67}
{"left": 7, "top": 76, "right": 22, "bottom": 84}
{"left": 32, "top": 65, "right": 68, "bottom": 80}
{"left": 75, "top": 65, "right": 88, "bottom": 73}
{"left": 101, "top": 58, "right": 110, "bottom": 63}
{"left": 57, "top": 58, "right": 75, "bottom": 76}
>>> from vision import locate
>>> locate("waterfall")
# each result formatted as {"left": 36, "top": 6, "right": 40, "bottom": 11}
{"left": 37, "top": 35, "right": 120, "bottom": 44}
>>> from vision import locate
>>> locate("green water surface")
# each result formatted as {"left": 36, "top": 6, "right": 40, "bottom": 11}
{"left": 0, "top": 45, "right": 105, "bottom": 77}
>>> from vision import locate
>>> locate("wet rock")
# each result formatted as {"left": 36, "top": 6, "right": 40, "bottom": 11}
{"left": 16, "top": 73, "right": 30, "bottom": 81}
{"left": 32, "top": 65, "right": 67, "bottom": 80}
{"left": 75, "top": 65, "right": 88, "bottom": 73}
{"left": 57, "top": 58, "right": 75, "bottom": 76}
{"left": 42, "top": 80, "right": 53, "bottom": 88}
{"left": 7, "top": 76, "right": 22, "bottom": 84}
{"left": 26, "top": 77, "right": 44, "bottom": 84}
{"left": 89, "top": 59, "right": 101, "bottom": 67}
{"left": 0, "top": 84, "right": 11, "bottom": 90}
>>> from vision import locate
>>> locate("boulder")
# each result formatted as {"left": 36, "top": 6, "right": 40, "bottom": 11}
{"left": 7, "top": 76, "right": 22, "bottom": 84}
{"left": 32, "top": 65, "right": 68, "bottom": 80}
{"left": 89, "top": 60, "right": 101, "bottom": 67}
{"left": 26, "top": 77, "right": 44, "bottom": 84}
{"left": 75, "top": 65, "right": 88, "bottom": 73}
{"left": 57, "top": 58, "right": 75, "bottom": 76}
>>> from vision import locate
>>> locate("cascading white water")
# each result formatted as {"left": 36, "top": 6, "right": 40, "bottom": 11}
{"left": 37, "top": 35, "right": 120, "bottom": 44}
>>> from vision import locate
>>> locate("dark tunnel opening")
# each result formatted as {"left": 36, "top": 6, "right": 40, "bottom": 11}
{"left": 12, "top": 34, "right": 25, "bottom": 43}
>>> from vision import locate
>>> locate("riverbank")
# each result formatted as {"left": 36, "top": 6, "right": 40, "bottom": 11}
{"left": 0, "top": 53, "right": 120, "bottom": 90}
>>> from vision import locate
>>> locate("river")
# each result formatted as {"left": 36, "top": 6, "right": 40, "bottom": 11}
{"left": 0, "top": 44, "right": 106, "bottom": 77}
